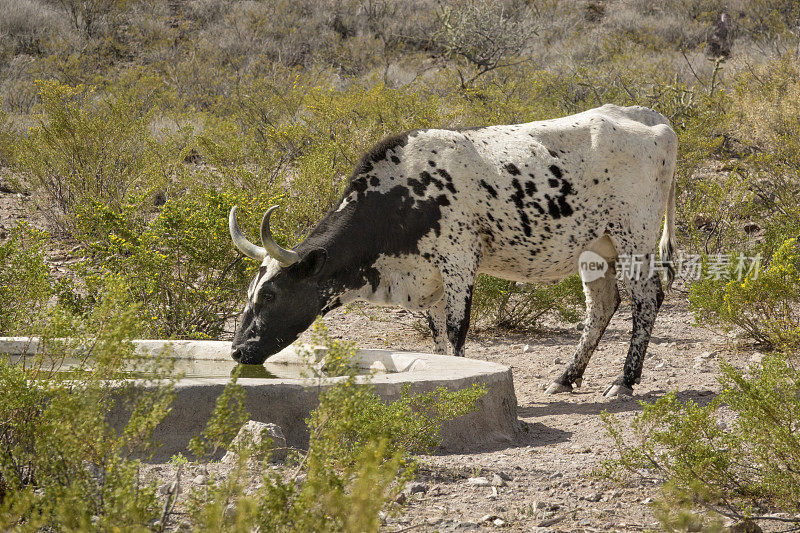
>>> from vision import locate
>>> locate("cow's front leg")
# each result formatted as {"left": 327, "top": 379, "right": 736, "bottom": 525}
{"left": 604, "top": 269, "right": 664, "bottom": 397}
{"left": 443, "top": 283, "right": 474, "bottom": 357}
{"left": 426, "top": 297, "right": 450, "bottom": 355}
{"left": 439, "top": 270, "right": 476, "bottom": 357}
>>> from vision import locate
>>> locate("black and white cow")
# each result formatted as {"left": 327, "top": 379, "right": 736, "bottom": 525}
{"left": 228, "top": 104, "right": 677, "bottom": 397}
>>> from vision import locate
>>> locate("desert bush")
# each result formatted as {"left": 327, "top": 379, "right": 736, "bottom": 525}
{"left": 737, "top": 0, "right": 800, "bottom": 42}
{"left": 14, "top": 80, "right": 181, "bottom": 236}
{"left": 690, "top": 238, "right": 800, "bottom": 351}
{"left": 202, "top": 77, "right": 445, "bottom": 238}
{"left": 45, "top": 0, "right": 131, "bottom": 39}
{"left": 472, "top": 274, "right": 585, "bottom": 331}
{"left": 0, "top": 223, "right": 52, "bottom": 335}
{"left": 730, "top": 55, "right": 800, "bottom": 168}
{"left": 0, "top": 280, "right": 175, "bottom": 530}
{"left": 0, "top": 105, "right": 15, "bottom": 166}
{"left": 602, "top": 352, "right": 800, "bottom": 530}
{"left": 69, "top": 188, "right": 275, "bottom": 338}
{"left": 0, "top": 0, "right": 65, "bottom": 56}
{"left": 434, "top": 0, "right": 534, "bottom": 86}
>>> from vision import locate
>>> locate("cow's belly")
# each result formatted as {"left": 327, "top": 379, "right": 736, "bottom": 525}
{"left": 477, "top": 229, "right": 608, "bottom": 283}
{"left": 478, "top": 250, "right": 577, "bottom": 283}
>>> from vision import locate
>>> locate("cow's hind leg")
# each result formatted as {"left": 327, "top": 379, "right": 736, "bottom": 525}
{"left": 426, "top": 297, "right": 450, "bottom": 355}
{"left": 546, "top": 262, "right": 620, "bottom": 394}
{"left": 604, "top": 265, "right": 664, "bottom": 397}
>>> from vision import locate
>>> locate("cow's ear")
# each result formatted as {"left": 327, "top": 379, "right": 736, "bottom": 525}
{"left": 296, "top": 248, "right": 327, "bottom": 277}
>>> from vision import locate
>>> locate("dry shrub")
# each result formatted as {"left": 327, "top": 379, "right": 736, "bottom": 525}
{"left": 0, "top": 0, "right": 65, "bottom": 55}
{"left": 730, "top": 56, "right": 800, "bottom": 163}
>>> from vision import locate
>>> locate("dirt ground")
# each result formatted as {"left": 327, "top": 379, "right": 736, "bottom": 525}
{"left": 0, "top": 183, "right": 758, "bottom": 532}
{"left": 312, "top": 299, "right": 735, "bottom": 533}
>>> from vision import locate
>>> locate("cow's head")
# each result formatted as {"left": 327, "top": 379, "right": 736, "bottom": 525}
{"left": 228, "top": 206, "right": 328, "bottom": 364}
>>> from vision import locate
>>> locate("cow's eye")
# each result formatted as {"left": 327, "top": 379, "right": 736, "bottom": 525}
{"left": 262, "top": 292, "right": 275, "bottom": 302}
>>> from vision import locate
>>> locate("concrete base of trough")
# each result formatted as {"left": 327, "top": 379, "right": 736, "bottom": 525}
{"left": 1, "top": 338, "right": 520, "bottom": 460}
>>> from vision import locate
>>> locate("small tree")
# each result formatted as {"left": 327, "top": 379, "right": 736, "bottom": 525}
{"left": 434, "top": 0, "right": 534, "bottom": 87}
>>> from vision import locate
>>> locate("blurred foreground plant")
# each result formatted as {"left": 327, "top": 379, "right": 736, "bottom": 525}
{"left": 0, "top": 279, "right": 176, "bottom": 530}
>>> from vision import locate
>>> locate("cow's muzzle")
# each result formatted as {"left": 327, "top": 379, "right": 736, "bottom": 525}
{"left": 231, "top": 343, "right": 268, "bottom": 365}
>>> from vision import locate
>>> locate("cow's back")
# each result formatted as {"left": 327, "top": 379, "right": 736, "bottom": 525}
{"left": 395, "top": 105, "right": 677, "bottom": 282}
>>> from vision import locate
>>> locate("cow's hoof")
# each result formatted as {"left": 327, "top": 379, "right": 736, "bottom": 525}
{"left": 603, "top": 383, "right": 634, "bottom": 397}
{"left": 545, "top": 382, "right": 572, "bottom": 394}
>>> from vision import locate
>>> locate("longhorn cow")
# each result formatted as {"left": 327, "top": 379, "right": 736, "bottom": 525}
{"left": 228, "top": 104, "right": 677, "bottom": 396}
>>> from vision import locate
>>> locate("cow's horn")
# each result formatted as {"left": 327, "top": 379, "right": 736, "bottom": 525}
{"left": 229, "top": 206, "right": 267, "bottom": 261}
{"left": 260, "top": 206, "right": 299, "bottom": 267}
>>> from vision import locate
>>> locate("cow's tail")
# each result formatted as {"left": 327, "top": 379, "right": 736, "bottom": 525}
{"left": 658, "top": 172, "right": 676, "bottom": 291}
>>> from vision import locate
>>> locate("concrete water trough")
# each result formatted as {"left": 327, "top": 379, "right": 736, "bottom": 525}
{"left": 0, "top": 337, "right": 520, "bottom": 461}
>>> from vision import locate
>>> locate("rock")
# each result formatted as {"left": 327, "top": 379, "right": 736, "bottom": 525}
{"left": 700, "top": 351, "right": 716, "bottom": 359}
{"left": 538, "top": 515, "right": 564, "bottom": 527}
{"left": 641, "top": 497, "right": 653, "bottom": 504}
{"left": 223, "top": 503, "right": 236, "bottom": 520}
{"left": 749, "top": 352, "right": 764, "bottom": 365}
{"left": 405, "top": 481, "right": 429, "bottom": 495}
{"left": 743, "top": 222, "right": 761, "bottom": 235}
{"left": 394, "top": 491, "right": 406, "bottom": 505}
{"left": 654, "top": 362, "right": 666, "bottom": 370}
{"left": 523, "top": 344, "right": 533, "bottom": 353}
{"left": 467, "top": 476, "right": 490, "bottom": 486}
{"left": 585, "top": 492, "right": 602, "bottom": 502}
{"left": 192, "top": 475, "right": 207, "bottom": 485}
{"left": 729, "top": 519, "right": 763, "bottom": 533}
{"left": 496, "top": 471, "right": 512, "bottom": 481}
{"left": 491, "top": 474, "right": 506, "bottom": 487}
{"left": 370, "top": 360, "right": 387, "bottom": 372}
{"left": 576, "top": 322, "right": 585, "bottom": 331}
{"left": 493, "top": 518, "right": 505, "bottom": 527}
{"left": 158, "top": 481, "right": 180, "bottom": 496}
{"left": 221, "top": 421, "right": 287, "bottom": 465}
{"left": 554, "top": 357, "right": 563, "bottom": 365}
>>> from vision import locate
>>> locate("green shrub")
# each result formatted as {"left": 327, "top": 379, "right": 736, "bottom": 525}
{"left": 689, "top": 238, "right": 800, "bottom": 351}
{"left": 602, "top": 353, "right": 800, "bottom": 530}
{"left": 201, "top": 78, "right": 445, "bottom": 240}
{"left": 69, "top": 188, "right": 275, "bottom": 339}
{"left": 14, "top": 80, "right": 181, "bottom": 236}
{"left": 472, "top": 274, "right": 585, "bottom": 331}
{"left": 0, "top": 280, "right": 175, "bottom": 530}
{"left": 0, "top": 223, "right": 52, "bottom": 335}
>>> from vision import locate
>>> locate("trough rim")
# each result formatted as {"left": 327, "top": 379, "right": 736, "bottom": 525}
{"left": 0, "top": 336, "right": 512, "bottom": 387}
